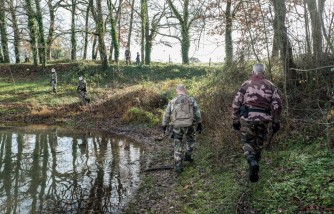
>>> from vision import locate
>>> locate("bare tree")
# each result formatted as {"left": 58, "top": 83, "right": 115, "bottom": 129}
{"left": 90, "top": 0, "right": 109, "bottom": 68}
{"left": 107, "top": 0, "right": 122, "bottom": 64}
{"left": 34, "top": 0, "right": 46, "bottom": 68}
{"left": 143, "top": 1, "right": 166, "bottom": 64}
{"left": 272, "top": 0, "right": 295, "bottom": 76}
{"left": 0, "top": 0, "right": 10, "bottom": 63}
{"left": 25, "top": 0, "right": 39, "bottom": 66}
{"left": 166, "top": 0, "right": 206, "bottom": 64}
{"left": 305, "top": 0, "right": 324, "bottom": 65}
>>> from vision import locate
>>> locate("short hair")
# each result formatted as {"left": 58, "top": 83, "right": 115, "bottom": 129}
{"left": 176, "top": 84, "right": 186, "bottom": 92}
{"left": 253, "top": 63, "right": 265, "bottom": 74}
{"left": 51, "top": 68, "right": 55, "bottom": 72}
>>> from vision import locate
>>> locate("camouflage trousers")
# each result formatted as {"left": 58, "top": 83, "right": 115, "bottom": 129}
{"left": 172, "top": 125, "right": 196, "bottom": 168}
{"left": 241, "top": 121, "right": 269, "bottom": 160}
{"left": 79, "top": 91, "right": 87, "bottom": 102}
{"left": 51, "top": 80, "right": 57, "bottom": 93}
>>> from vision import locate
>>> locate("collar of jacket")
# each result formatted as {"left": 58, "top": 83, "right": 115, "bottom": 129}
{"left": 250, "top": 74, "right": 265, "bottom": 80}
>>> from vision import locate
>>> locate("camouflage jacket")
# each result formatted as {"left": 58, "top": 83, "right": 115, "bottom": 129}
{"left": 51, "top": 72, "right": 57, "bottom": 82}
{"left": 77, "top": 80, "right": 87, "bottom": 92}
{"left": 162, "top": 94, "right": 202, "bottom": 126}
{"left": 232, "top": 74, "right": 282, "bottom": 123}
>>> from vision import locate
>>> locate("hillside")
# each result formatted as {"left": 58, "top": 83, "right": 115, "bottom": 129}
{"left": 0, "top": 62, "right": 333, "bottom": 213}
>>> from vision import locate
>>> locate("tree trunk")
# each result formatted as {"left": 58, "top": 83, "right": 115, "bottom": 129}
{"left": 0, "top": 45, "right": 3, "bottom": 63}
{"left": 144, "top": 0, "right": 150, "bottom": 64}
{"left": 35, "top": 0, "right": 46, "bottom": 68}
{"left": 71, "top": 0, "right": 77, "bottom": 61}
{"left": 25, "top": 0, "right": 39, "bottom": 66}
{"left": 83, "top": 3, "right": 90, "bottom": 60}
{"left": 140, "top": 0, "right": 146, "bottom": 63}
{"left": 272, "top": 0, "right": 295, "bottom": 79}
{"left": 303, "top": 0, "right": 312, "bottom": 56}
{"left": 93, "top": 0, "right": 109, "bottom": 69}
{"left": 167, "top": 0, "right": 190, "bottom": 64}
{"left": 0, "top": 0, "right": 10, "bottom": 63}
{"left": 107, "top": 0, "right": 120, "bottom": 64}
{"left": 305, "top": 0, "right": 323, "bottom": 65}
{"left": 181, "top": 26, "right": 190, "bottom": 64}
{"left": 9, "top": 0, "right": 20, "bottom": 63}
{"left": 319, "top": 0, "right": 333, "bottom": 54}
{"left": 127, "top": 0, "right": 135, "bottom": 49}
{"left": 225, "top": 0, "right": 233, "bottom": 64}
{"left": 92, "top": 33, "right": 97, "bottom": 60}
{"left": 46, "top": 0, "right": 55, "bottom": 61}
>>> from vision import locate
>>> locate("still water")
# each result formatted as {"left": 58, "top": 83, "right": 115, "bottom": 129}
{"left": 0, "top": 125, "right": 142, "bottom": 213}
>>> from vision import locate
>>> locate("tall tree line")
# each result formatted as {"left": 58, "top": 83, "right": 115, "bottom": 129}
{"left": 0, "top": 0, "right": 332, "bottom": 69}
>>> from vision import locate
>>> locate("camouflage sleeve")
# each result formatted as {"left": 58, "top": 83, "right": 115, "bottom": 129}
{"left": 192, "top": 98, "right": 202, "bottom": 124}
{"left": 162, "top": 101, "right": 172, "bottom": 126}
{"left": 271, "top": 87, "right": 283, "bottom": 123}
{"left": 231, "top": 84, "right": 246, "bottom": 123}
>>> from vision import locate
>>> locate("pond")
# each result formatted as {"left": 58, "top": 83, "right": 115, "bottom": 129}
{"left": 0, "top": 125, "right": 142, "bottom": 213}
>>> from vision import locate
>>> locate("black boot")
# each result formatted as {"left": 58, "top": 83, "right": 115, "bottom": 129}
{"left": 247, "top": 157, "right": 259, "bottom": 183}
{"left": 184, "top": 152, "right": 194, "bottom": 162}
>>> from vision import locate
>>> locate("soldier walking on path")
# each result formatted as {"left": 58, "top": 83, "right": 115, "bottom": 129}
{"left": 232, "top": 63, "right": 283, "bottom": 182}
{"left": 50, "top": 68, "right": 57, "bottom": 94}
{"left": 77, "top": 76, "right": 90, "bottom": 104}
{"left": 162, "top": 84, "right": 204, "bottom": 174}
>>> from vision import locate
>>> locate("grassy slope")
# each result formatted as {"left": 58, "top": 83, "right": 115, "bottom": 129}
{"left": 0, "top": 62, "right": 333, "bottom": 213}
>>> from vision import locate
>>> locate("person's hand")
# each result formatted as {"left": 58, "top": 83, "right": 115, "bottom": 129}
{"left": 196, "top": 123, "right": 204, "bottom": 134}
{"left": 162, "top": 125, "right": 167, "bottom": 134}
{"left": 232, "top": 121, "right": 241, "bottom": 131}
{"left": 272, "top": 122, "right": 280, "bottom": 133}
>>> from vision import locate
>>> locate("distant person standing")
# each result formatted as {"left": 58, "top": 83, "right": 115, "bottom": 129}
{"left": 125, "top": 49, "right": 131, "bottom": 65}
{"left": 136, "top": 52, "right": 140, "bottom": 66}
{"left": 76, "top": 76, "right": 90, "bottom": 103}
{"left": 50, "top": 68, "right": 57, "bottom": 94}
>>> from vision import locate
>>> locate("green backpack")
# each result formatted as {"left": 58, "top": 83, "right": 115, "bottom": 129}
{"left": 171, "top": 95, "right": 194, "bottom": 127}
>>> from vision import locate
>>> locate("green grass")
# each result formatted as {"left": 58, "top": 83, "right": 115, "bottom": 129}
{"left": 249, "top": 141, "right": 334, "bottom": 213}
{"left": 0, "top": 62, "right": 333, "bottom": 213}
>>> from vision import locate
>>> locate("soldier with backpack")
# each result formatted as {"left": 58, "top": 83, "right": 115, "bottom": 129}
{"left": 162, "top": 84, "right": 204, "bottom": 173}
{"left": 125, "top": 49, "right": 131, "bottom": 65}
{"left": 76, "top": 76, "right": 90, "bottom": 104}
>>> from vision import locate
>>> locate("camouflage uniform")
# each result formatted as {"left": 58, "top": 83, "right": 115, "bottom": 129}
{"left": 232, "top": 72, "right": 282, "bottom": 181}
{"left": 232, "top": 73, "right": 282, "bottom": 158}
{"left": 136, "top": 53, "right": 140, "bottom": 66}
{"left": 77, "top": 79, "right": 87, "bottom": 103}
{"left": 50, "top": 71, "right": 57, "bottom": 93}
{"left": 125, "top": 50, "right": 131, "bottom": 65}
{"left": 162, "top": 94, "right": 202, "bottom": 172}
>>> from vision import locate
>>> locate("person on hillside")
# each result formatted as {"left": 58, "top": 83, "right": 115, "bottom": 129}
{"left": 76, "top": 76, "right": 90, "bottom": 104}
{"left": 232, "top": 63, "right": 283, "bottom": 183}
{"left": 136, "top": 52, "right": 140, "bottom": 66}
{"left": 162, "top": 84, "right": 204, "bottom": 174}
{"left": 125, "top": 49, "right": 131, "bottom": 65}
{"left": 50, "top": 68, "right": 57, "bottom": 94}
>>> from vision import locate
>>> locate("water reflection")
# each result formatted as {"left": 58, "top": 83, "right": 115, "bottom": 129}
{"left": 0, "top": 125, "right": 142, "bottom": 213}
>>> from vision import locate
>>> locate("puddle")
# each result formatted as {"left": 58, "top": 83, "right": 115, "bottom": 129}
{"left": 0, "top": 125, "right": 142, "bottom": 213}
